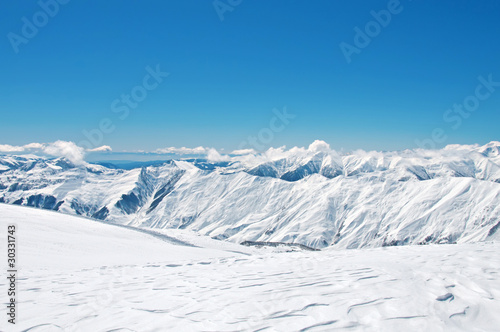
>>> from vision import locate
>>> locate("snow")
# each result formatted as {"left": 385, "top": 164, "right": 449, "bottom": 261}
{"left": 0, "top": 204, "right": 235, "bottom": 271}
{"left": 1, "top": 204, "right": 499, "bottom": 331}
{"left": 1, "top": 142, "right": 500, "bottom": 249}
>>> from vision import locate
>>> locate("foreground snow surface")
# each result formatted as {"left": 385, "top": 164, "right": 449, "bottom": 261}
{"left": 1, "top": 204, "right": 499, "bottom": 332}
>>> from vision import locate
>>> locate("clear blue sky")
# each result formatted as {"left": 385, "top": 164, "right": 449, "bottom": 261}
{"left": 1, "top": 0, "right": 499, "bottom": 152}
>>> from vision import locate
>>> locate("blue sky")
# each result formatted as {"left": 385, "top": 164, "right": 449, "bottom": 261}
{"left": 1, "top": 0, "right": 499, "bottom": 153}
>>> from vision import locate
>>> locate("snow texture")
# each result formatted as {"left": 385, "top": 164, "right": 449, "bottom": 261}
{"left": 0, "top": 204, "right": 499, "bottom": 331}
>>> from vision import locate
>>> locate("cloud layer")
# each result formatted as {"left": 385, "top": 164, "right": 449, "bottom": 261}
{"left": 3, "top": 140, "right": 498, "bottom": 166}
{"left": 0, "top": 139, "right": 373, "bottom": 165}
{"left": 0, "top": 141, "right": 112, "bottom": 164}
{"left": 1, "top": 140, "right": 338, "bottom": 165}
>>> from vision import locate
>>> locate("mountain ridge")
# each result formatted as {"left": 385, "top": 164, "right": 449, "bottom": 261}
{"left": 1, "top": 141, "right": 499, "bottom": 249}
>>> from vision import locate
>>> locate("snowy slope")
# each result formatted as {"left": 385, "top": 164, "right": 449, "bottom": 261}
{"left": 1, "top": 141, "right": 500, "bottom": 249}
{"left": 0, "top": 203, "right": 239, "bottom": 270}
{"left": 1, "top": 204, "right": 499, "bottom": 331}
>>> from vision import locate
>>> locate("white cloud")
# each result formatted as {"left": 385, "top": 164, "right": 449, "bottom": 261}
{"left": 227, "top": 141, "right": 346, "bottom": 168}
{"left": 88, "top": 145, "right": 112, "bottom": 152}
{"left": 264, "top": 146, "right": 288, "bottom": 160}
{"left": 0, "top": 141, "right": 86, "bottom": 165}
{"left": 207, "top": 148, "right": 230, "bottom": 162}
{"left": 23, "top": 142, "right": 44, "bottom": 149}
{"left": 0, "top": 144, "right": 24, "bottom": 152}
{"left": 308, "top": 140, "right": 331, "bottom": 153}
{"left": 41, "top": 141, "right": 86, "bottom": 165}
{"left": 230, "top": 148, "right": 257, "bottom": 155}
{"left": 154, "top": 146, "right": 208, "bottom": 155}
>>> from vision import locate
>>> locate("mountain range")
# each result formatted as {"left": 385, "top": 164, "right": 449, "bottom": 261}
{"left": 1, "top": 140, "right": 499, "bottom": 249}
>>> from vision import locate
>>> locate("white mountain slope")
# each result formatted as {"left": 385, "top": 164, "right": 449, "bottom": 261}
{"left": 1, "top": 141, "right": 500, "bottom": 249}
{"left": 1, "top": 204, "right": 499, "bottom": 331}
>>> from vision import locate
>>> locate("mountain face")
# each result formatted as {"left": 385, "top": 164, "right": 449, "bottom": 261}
{"left": 1, "top": 141, "right": 500, "bottom": 249}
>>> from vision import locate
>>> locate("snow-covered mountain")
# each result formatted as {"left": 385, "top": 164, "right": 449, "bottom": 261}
{"left": 1, "top": 141, "right": 500, "bottom": 249}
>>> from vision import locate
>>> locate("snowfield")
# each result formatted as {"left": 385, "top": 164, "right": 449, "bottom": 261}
{"left": 1, "top": 141, "right": 500, "bottom": 250}
{"left": 1, "top": 204, "right": 499, "bottom": 331}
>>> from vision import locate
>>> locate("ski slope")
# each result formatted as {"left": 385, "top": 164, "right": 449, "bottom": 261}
{"left": 1, "top": 204, "right": 499, "bottom": 331}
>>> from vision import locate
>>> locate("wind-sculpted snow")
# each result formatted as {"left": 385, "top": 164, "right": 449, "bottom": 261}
{"left": 1, "top": 141, "right": 499, "bottom": 249}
